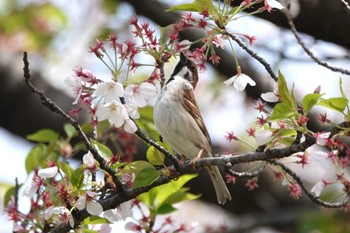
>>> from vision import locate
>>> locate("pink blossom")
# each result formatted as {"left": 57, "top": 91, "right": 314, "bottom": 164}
{"left": 225, "top": 131, "right": 238, "bottom": 142}
{"left": 213, "top": 35, "right": 225, "bottom": 49}
{"left": 225, "top": 174, "right": 236, "bottom": 184}
{"left": 246, "top": 179, "right": 258, "bottom": 191}
{"left": 314, "top": 132, "right": 331, "bottom": 146}
{"left": 289, "top": 183, "right": 302, "bottom": 200}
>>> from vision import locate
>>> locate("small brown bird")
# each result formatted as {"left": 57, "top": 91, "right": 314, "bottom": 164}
{"left": 153, "top": 53, "right": 231, "bottom": 204}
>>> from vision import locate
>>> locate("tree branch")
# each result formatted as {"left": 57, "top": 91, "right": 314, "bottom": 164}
{"left": 285, "top": 1, "right": 350, "bottom": 76}
{"left": 23, "top": 52, "right": 124, "bottom": 191}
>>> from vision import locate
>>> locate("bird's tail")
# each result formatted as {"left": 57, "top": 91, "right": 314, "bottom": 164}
{"left": 206, "top": 166, "right": 232, "bottom": 205}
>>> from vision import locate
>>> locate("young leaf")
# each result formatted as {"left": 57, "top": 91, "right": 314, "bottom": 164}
{"left": 166, "top": 3, "right": 202, "bottom": 13}
{"left": 71, "top": 166, "right": 85, "bottom": 189}
{"left": 318, "top": 98, "right": 349, "bottom": 113}
{"left": 4, "top": 185, "right": 20, "bottom": 207}
{"left": 302, "top": 93, "right": 321, "bottom": 113}
{"left": 25, "top": 144, "right": 47, "bottom": 174}
{"left": 58, "top": 161, "right": 74, "bottom": 178}
{"left": 277, "top": 71, "right": 297, "bottom": 110}
{"left": 133, "top": 167, "right": 160, "bottom": 189}
{"left": 83, "top": 216, "right": 110, "bottom": 224}
{"left": 63, "top": 123, "right": 77, "bottom": 138}
{"left": 90, "top": 139, "right": 112, "bottom": 160}
{"left": 157, "top": 204, "right": 177, "bottom": 215}
{"left": 27, "top": 129, "right": 59, "bottom": 143}
{"left": 146, "top": 145, "right": 165, "bottom": 166}
{"left": 269, "top": 103, "right": 294, "bottom": 121}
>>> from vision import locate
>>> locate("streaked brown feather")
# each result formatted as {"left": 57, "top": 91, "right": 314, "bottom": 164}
{"left": 182, "top": 87, "right": 212, "bottom": 147}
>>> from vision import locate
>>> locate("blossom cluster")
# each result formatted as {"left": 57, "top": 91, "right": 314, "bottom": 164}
{"left": 65, "top": 37, "right": 158, "bottom": 133}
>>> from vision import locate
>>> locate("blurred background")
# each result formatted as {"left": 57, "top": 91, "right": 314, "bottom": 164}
{"left": 1, "top": 0, "right": 350, "bottom": 232}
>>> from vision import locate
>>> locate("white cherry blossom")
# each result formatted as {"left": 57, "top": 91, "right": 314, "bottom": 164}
{"left": 224, "top": 73, "right": 256, "bottom": 91}
{"left": 96, "top": 101, "right": 129, "bottom": 127}
{"left": 265, "top": 0, "right": 284, "bottom": 11}
{"left": 95, "top": 81, "right": 124, "bottom": 103}
{"left": 38, "top": 166, "right": 58, "bottom": 178}
{"left": 125, "top": 82, "right": 157, "bottom": 107}
{"left": 45, "top": 206, "right": 74, "bottom": 228}
{"left": 103, "top": 201, "right": 133, "bottom": 222}
{"left": 310, "top": 181, "right": 326, "bottom": 197}
{"left": 76, "top": 191, "right": 103, "bottom": 216}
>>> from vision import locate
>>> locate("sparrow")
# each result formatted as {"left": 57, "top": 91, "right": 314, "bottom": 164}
{"left": 153, "top": 52, "right": 232, "bottom": 204}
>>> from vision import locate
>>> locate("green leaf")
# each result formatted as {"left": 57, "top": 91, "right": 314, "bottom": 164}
{"left": 166, "top": 0, "right": 216, "bottom": 15}
{"left": 63, "top": 123, "right": 77, "bottom": 138}
{"left": 122, "top": 160, "right": 154, "bottom": 174}
{"left": 4, "top": 186, "right": 20, "bottom": 207}
{"left": 90, "top": 139, "right": 112, "bottom": 160}
{"left": 277, "top": 71, "right": 297, "bottom": 110}
{"left": 25, "top": 144, "right": 47, "bottom": 174}
{"left": 166, "top": 3, "right": 202, "bottom": 12}
{"left": 275, "top": 128, "right": 297, "bottom": 138}
{"left": 71, "top": 166, "right": 85, "bottom": 189}
{"left": 302, "top": 93, "right": 321, "bottom": 113}
{"left": 269, "top": 103, "right": 294, "bottom": 121}
{"left": 83, "top": 216, "right": 110, "bottom": 224}
{"left": 133, "top": 167, "right": 160, "bottom": 189}
{"left": 138, "top": 174, "right": 198, "bottom": 207}
{"left": 27, "top": 129, "right": 59, "bottom": 143}
{"left": 146, "top": 145, "right": 165, "bottom": 166}
{"left": 318, "top": 98, "right": 349, "bottom": 113}
{"left": 58, "top": 161, "right": 74, "bottom": 178}
{"left": 157, "top": 204, "right": 177, "bottom": 215}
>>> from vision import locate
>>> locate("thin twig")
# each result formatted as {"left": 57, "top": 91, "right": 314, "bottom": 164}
{"left": 224, "top": 31, "right": 278, "bottom": 81}
{"left": 23, "top": 52, "right": 124, "bottom": 191}
{"left": 225, "top": 162, "right": 267, "bottom": 178}
{"left": 135, "top": 129, "right": 180, "bottom": 171}
{"left": 285, "top": 2, "right": 350, "bottom": 76}
{"left": 269, "top": 160, "right": 348, "bottom": 208}
{"left": 339, "top": 0, "right": 350, "bottom": 13}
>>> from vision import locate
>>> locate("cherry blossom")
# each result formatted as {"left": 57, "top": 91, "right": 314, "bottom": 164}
{"left": 95, "top": 81, "right": 124, "bottom": 103}
{"left": 38, "top": 166, "right": 58, "bottom": 178}
{"left": 83, "top": 152, "right": 96, "bottom": 170}
{"left": 44, "top": 206, "right": 74, "bottom": 228}
{"left": 255, "top": 129, "right": 274, "bottom": 145}
{"left": 96, "top": 101, "right": 129, "bottom": 127}
{"left": 125, "top": 82, "right": 157, "bottom": 107}
{"left": 311, "top": 180, "right": 326, "bottom": 197}
{"left": 103, "top": 201, "right": 133, "bottom": 222}
{"left": 76, "top": 191, "right": 103, "bottom": 216}
{"left": 261, "top": 91, "right": 279, "bottom": 102}
{"left": 64, "top": 76, "right": 83, "bottom": 104}
{"left": 264, "top": 0, "right": 284, "bottom": 12}
{"left": 23, "top": 175, "right": 43, "bottom": 198}
{"left": 314, "top": 132, "right": 331, "bottom": 146}
{"left": 224, "top": 73, "right": 256, "bottom": 91}
{"left": 289, "top": 183, "right": 302, "bottom": 200}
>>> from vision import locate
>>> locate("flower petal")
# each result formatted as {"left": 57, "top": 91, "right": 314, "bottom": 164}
{"left": 311, "top": 181, "right": 326, "bottom": 197}
{"left": 38, "top": 166, "right": 58, "bottom": 178}
{"left": 103, "top": 209, "right": 123, "bottom": 222}
{"left": 261, "top": 92, "right": 279, "bottom": 102}
{"left": 76, "top": 196, "right": 86, "bottom": 210}
{"left": 87, "top": 201, "right": 103, "bottom": 216}
{"left": 124, "top": 119, "right": 137, "bottom": 133}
